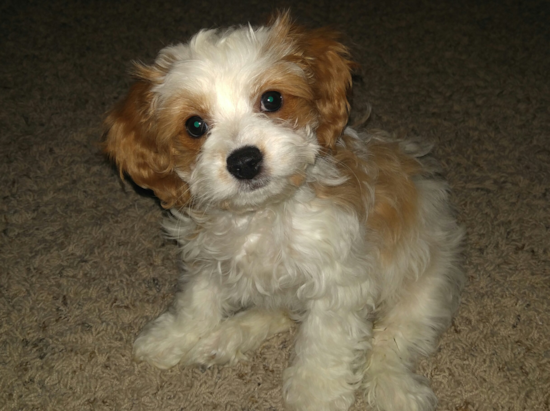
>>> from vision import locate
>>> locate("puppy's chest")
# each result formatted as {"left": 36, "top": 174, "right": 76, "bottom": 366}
{"left": 188, "top": 205, "right": 332, "bottom": 292}
{"left": 216, "top": 212, "right": 303, "bottom": 282}
{"left": 232, "top": 232, "right": 285, "bottom": 280}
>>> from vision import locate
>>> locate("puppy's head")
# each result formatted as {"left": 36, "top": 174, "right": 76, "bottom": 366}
{"left": 103, "top": 13, "right": 354, "bottom": 211}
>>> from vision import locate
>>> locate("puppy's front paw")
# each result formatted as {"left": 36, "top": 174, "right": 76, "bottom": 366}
{"left": 283, "top": 365, "right": 356, "bottom": 411}
{"left": 186, "top": 308, "right": 293, "bottom": 367}
{"left": 186, "top": 326, "right": 247, "bottom": 367}
{"left": 365, "top": 370, "right": 437, "bottom": 411}
{"left": 133, "top": 312, "right": 200, "bottom": 369}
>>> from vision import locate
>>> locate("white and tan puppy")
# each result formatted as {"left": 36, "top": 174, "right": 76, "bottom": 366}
{"left": 104, "top": 13, "right": 464, "bottom": 411}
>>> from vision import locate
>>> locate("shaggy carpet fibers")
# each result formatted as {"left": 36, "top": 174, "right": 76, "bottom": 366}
{"left": 1, "top": 0, "right": 549, "bottom": 410}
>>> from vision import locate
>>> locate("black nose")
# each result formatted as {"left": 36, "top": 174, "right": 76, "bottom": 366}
{"left": 226, "top": 146, "right": 263, "bottom": 180}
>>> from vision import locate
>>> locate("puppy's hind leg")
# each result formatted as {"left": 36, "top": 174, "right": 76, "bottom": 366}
{"left": 186, "top": 308, "right": 293, "bottom": 367}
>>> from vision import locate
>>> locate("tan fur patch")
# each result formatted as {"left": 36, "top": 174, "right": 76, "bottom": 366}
{"left": 313, "top": 135, "right": 423, "bottom": 248}
{"left": 289, "top": 172, "right": 306, "bottom": 187}
{"left": 366, "top": 140, "right": 423, "bottom": 247}
{"left": 312, "top": 138, "right": 370, "bottom": 221}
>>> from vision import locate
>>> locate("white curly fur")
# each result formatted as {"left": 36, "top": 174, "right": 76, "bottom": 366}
{"left": 109, "top": 16, "right": 465, "bottom": 411}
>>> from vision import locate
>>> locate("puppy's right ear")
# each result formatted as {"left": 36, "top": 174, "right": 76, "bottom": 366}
{"left": 103, "top": 65, "right": 189, "bottom": 208}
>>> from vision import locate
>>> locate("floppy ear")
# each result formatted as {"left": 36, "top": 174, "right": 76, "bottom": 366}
{"left": 102, "top": 66, "right": 189, "bottom": 208}
{"left": 271, "top": 13, "right": 356, "bottom": 150}
{"left": 302, "top": 29, "right": 355, "bottom": 150}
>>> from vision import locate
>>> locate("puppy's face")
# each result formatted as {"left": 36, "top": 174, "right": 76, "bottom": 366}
{"left": 104, "top": 14, "right": 354, "bottom": 211}
{"left": 158, "top": 27, "right": 319, "bottom": 210}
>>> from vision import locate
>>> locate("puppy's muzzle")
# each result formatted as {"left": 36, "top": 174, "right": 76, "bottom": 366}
{"left": 226, "top": 146, "right": 263, "bottom": 180}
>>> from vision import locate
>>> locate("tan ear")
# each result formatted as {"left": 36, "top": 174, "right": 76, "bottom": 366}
{"left": 271, "top": 13, "right": 356, "bottom": 150}
{"left": 102, "top": 67, "right": 189, "bottom": 208}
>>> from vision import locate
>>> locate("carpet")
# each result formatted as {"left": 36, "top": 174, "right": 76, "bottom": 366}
{"left": 1, "top": 0, "right": 549, "bottom": 410}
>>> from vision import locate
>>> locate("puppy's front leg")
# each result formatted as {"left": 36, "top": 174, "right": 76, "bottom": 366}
{"left": 186, "top": 308, "right": 294, "bottom": 367}
{"left": 284, "top": 298, "right": 371, "bottom": 411}
{"left": 133, "top": 273, "right": 222, "bottom": 369}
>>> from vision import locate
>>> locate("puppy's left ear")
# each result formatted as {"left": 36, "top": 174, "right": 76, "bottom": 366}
{"left": 303, "top": 30, "right": 356, "bottom": 150}
{"left": 271, "top": 13, "right": 357, "bottom": 150}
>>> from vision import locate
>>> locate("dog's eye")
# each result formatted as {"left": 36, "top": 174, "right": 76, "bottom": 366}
{"left": 185, "top": 116, "right": 208, "bottom": 138}
{"left": 260, "top": 91, "right": 283, "bottom": 112}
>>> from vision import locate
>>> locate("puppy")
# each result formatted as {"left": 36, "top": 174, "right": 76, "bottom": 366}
{"left": 103, "top": 13, "right": 464, "bottom": 411}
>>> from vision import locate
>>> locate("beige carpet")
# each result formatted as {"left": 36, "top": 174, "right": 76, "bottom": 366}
{"left": 1, "top": 0, "right": 549, "bottom": 410}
